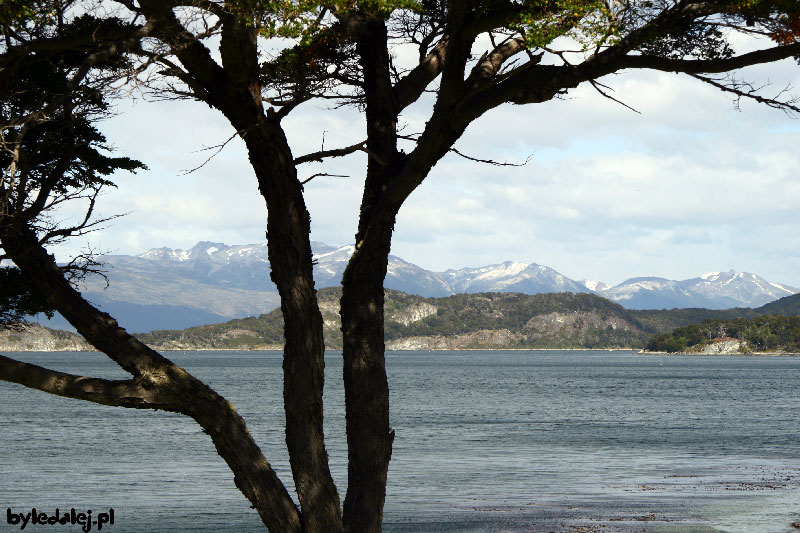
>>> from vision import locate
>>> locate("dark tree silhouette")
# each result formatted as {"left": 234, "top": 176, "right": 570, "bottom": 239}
{"left": 1, "top": 1, "right": 799, "bottom": 531}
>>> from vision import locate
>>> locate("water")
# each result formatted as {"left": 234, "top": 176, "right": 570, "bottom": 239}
{"left": 2, "top": 350, "right": 799, "bottom": 532}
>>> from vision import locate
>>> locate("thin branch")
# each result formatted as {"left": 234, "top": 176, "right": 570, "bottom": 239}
{"left": 300, "top": 172, "right": 348, "bottom": 185}
{"left": 689, "top": 73, "right": 800, "bottom": 115}
{"left": 589, "top": 79, "right": 642, "bottom": 114}
{"left": 37, "top": 196, "right": 128, "bottom": 247}
{"left": 449, "top": 147, "right": 533, "bottom": 167}
{"left": 397, "top": 134, "right": 533, "bottom": 167}
{"left": 180, "top": 129, "right": 247, "bottom": 175}
{"left": 293, "top": 135, "right": 388, "bottom": 166}
{"left": 62, "top": 248, "right": 110, "bottom": 288}
{"left": 616, "top": 41, "right": 800, "bottom": 76}
{"left": 294, "top": 139, "right": 369, "bottom": 165}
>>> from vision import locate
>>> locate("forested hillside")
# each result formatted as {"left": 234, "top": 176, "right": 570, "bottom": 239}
{"left": 133, "top": 290, "right": 800, "bottom": 351}
{"left": 139, "top": 288, "right": 652, "bottom": 350}
{"left": 646, "top": 315, "right": 800, "bottom": 353}
{"left": 9, "top": 292, "right": 799, "bottom": 352}
{"left": 630, "top": 293, "right": 800, "bottom": 333}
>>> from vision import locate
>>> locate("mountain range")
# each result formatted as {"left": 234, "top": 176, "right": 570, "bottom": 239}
{"left": 41, "top": 241, "right": 797, "bottom": 333}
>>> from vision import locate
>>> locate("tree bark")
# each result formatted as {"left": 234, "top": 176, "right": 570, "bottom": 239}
{"left": 241, "top": 116, "right": 345, "bottom": 533}
{"left": 340, "top": 226, "right": 395, "bottom": 533}
{"left": 340, "top": 16, "right": 398, "bottom": 532}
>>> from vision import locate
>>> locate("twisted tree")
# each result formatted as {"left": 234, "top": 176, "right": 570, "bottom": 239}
{"left": 1, "top": 1, "right": 799, "bottom": 531}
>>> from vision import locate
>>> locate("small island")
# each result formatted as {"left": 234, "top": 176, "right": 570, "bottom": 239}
{"left": 644, "top": 315, "right": 800, "bottom": 355}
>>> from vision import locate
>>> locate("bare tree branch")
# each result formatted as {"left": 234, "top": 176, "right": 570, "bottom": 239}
{"left": 398, "top": 134, "right": 532, "bottom": 167}
{"left": 392, "top": 36, "right": 449, "bottom": 112}
{"left": 616, "top": 42, "right": 800, "bottom": 75}
{"left": 294, "top": 139, "right": 369, "bottom": 165}
{"left": 589, "top": 79, "right": 642, "bottom": 114}
{"left": 181, "top": 129, "right": 248, "bottom": 175}
{"left": 301, "top": 172, "right": 349, "bottom": 185}
{"left": 466, "top": 36, "right": 527, "bottom": 90}
{"left": 689, "top": 73, "right": 800, "bottom": 115}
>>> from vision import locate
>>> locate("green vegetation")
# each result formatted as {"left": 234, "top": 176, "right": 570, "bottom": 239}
{"left": 11, "top": 290, "right": 800, "bottom": 352}
{"left": 756, "top": 292, "right": 800, "bottom": 316}
{"left": 629, "top": 307, "right": 756, "bottom": 333}
{"left": 0, "top": 267, "right": 55, "bottom": 328}
{"left": 140, "top": 308, "right": 286, "bottom": 350}
{"left": 139, "top": 288, "right": 654, "bottom": 350}
{"left": 645, "top": 315, "right": 800, "bottom": 353}
{"left": 629, "top": 293, "right": 800, "bottom": 334}
{"left": 138, "top": 290, "right": 800, "bottom": 352}
{"left": 385, "top": 291, "right": 634, "bottom": 335}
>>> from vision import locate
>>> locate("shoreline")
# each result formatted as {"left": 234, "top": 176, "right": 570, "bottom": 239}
{"left": 640, "top": 349, "right": 800, "bottom": 356}
{"left": 0, "top": 346, "right": 638, "bottom": 352}
{"left": 4, "top": 346, "right": 800, "bottom": 355}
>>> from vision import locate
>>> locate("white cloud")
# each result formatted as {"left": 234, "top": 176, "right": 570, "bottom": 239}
{"left": 47, "top": 49, "right": 800, "bottom": 289}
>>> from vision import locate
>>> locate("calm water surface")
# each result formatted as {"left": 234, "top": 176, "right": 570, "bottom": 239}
{"left": 1, "top": 350, "right": 799, "bottom": 532}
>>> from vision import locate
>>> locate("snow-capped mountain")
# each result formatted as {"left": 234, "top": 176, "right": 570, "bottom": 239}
{"left": 688, "top": 271, "right": 797, "bottom": 307}
{"left": 49, "top": 240, "right": 797, "bottom": 332}
{"left": 138, "top": 241, "right": 273, "bottom": 290}
{"left": 598, "top": 271, "right": 798, "bottom": 310}
{"left": 600, "top": 277, "right": 712, "bottom": 310}
{"left": 132, "top": 241, "right": 454, "bottom": 296}
{"left": 441, "top": 262, "right": 590, "bottom": 295}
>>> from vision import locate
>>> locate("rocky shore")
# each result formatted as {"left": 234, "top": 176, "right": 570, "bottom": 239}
{"left": 641, "top": 336, "right": 800, "bottom": 356}
{"left": 0, "top": 324, "right": 92, "bottom": 352}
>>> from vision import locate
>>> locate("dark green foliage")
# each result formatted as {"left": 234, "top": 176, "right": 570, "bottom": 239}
{"left": 640, "top": 22, "right": 734, "bottom": 60}
{"left": 140, "top": 310, "right": 286, "bottom": 349}
{"left": 0, "top": 13, "right": 146, "bottom": 330}
{"left": 131, "top": 289, "right": 800, "bottom": 352}
{"left": 383, "top": 290, "right": 644, "bottom": 338}
{"left": 756, "top": 292, "right": 800, "bottom": 316}
{"left": 0, "top": 17, "right": 146, "bottom": 200}
{"left": 630, "top": 307, "right": 759, "bottom": 333}
{"left": 639, "top": 292, "right": 800, "bottom": 351}
{"left": 646, "top": 315, "right": 800, "bottom": 353}
{"left": 0, "top": 267, "right": 55, "bottom": 328}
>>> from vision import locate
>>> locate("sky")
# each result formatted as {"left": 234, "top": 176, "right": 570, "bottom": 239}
{"left": 50, "top": 42, "right": 800, "bottom": 289}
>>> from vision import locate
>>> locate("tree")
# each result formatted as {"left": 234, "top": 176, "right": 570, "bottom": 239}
{"left": 1, "top": 1, "right": 799, "bottom": 532}
{"left": 0, "top": 266, "right": 54, "bottom": 327}
{"left": 0, "top": 3, "right": 146, "bottom": 326}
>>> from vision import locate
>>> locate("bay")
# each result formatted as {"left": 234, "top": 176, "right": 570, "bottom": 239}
{"left": 1, "top": 350, "right": 799, "bottom": 532}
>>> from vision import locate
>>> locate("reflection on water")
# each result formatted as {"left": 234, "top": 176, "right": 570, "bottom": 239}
{"left": 1, "top": 350, "right": 799, "bottom": 532}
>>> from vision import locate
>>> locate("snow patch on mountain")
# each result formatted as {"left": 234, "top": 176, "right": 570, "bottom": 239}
{"left": 475, "top": 261, "right": 528, "bottom": 280}
{"left": 581, "top": 279, "right": 609, "bottom": 292}
{"left": 131, "top": 241, "right": 798, "bottom": 314}
{"left": 771, "top": 282, "right": 795, "bottom": 294}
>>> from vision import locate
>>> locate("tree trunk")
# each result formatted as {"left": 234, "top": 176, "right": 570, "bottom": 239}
{"left": 132, "top": 5, "right": 344, "bottom": 527}
{"left": 340, "top": 16, "right": 398, "bottom": 532}
{"left": 239, "top": 117, "right": 345, "bottom": 533}
{"left": 340, "top": 226, "right": 396, "bottom": 533}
